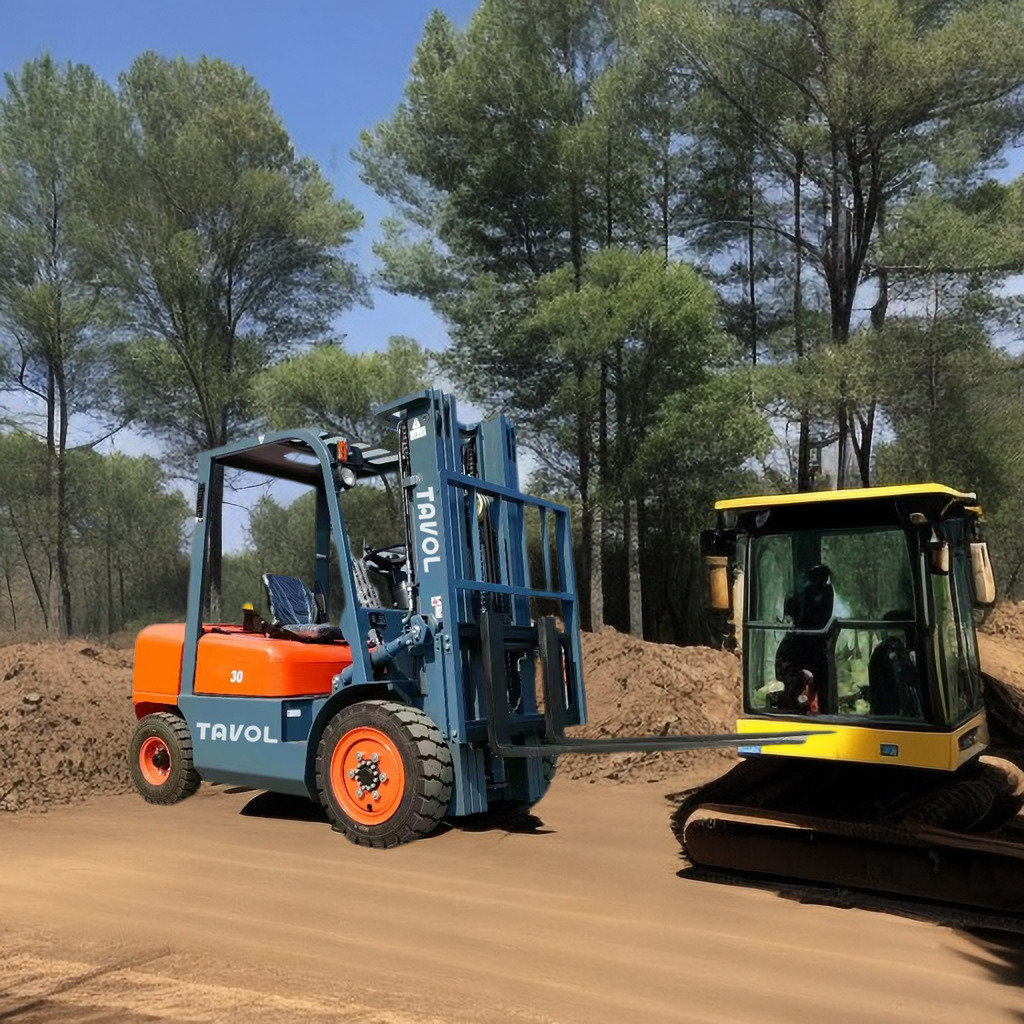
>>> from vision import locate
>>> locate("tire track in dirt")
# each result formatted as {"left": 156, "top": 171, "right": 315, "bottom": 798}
{"left": 0, "top": 949, "right": 460, "bottom": 1024}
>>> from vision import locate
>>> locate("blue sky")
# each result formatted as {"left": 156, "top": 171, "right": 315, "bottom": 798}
{"left": 5, "top": 2, "right": 1023, "bottom": 360}
{"left": 0, "top": 0, "right": 481, "bottom": 354}
{"left": 0, "top": 1, "right": 484, "bottom": 544}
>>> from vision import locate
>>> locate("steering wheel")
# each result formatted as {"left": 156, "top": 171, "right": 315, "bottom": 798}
{"left": 363, "top": 543, "right": 407, "bottom": 573}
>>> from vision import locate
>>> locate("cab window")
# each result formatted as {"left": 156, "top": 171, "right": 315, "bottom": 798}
{"left": 745, "top": 526, "right": 923, "bottom": 720}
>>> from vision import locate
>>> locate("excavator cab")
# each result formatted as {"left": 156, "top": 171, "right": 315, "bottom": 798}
{"left": 676, "top": 484, "right": 1024, "bottom": 914}
{"left": 704, "top": 484, "right": 996, "bottom": 771}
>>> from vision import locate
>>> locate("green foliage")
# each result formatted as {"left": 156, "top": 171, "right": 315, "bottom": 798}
{"left": 0, "top": 58, "right": 121, "bottom": 415}
{"left": 221, "top": 492, "right": 317, "bottom": 621}
{"left": 0, "top": 432, "right": 58, "bottom": 632}
{"left": 636, "top": 372, "right": 771, "bottom": 640}
{"left": 522, "top": 248, "right": 768, "bottom": 638}
{"left": 97, "top": 52, "right": 366, "bottom": 615}
{"left": 4, "top": 24, "right": 1024, "bottom": 643}
{"left": 357, "top": 0, "right": 1024, "bottom": 639}
{"left": 641, "top": 372, "right": 771, "bottom": 481}
{"left": 650, "top": 0, "right": 1024, "bottom": 484}
{"left": 0, "top": 57, "right": 124, "bottom": 375}
{"left": 253, "top": 336, "right": 430, "bottom": 446}
{"left": 525, "top": 248, "right": 739, "bottom": 489}
{"left": 870, "top": 321, "right": 1024, "bottom": 598}
{"left": 885, "top": 180, "right": 1024, "bottom": 273}
{"left": 0, "top": 432, "right": 190, "bottom": 638}
{"left": 0, "top": 56, "right": 129, "bottom": 634}
{"left": 69, "top": 450, "right": 191, "bottom": 634}
{"left": 110, "top": 52, "right": 366, "bottom": 457}
{"left": 358, "top": 0, "right": 637, "bottom": 309}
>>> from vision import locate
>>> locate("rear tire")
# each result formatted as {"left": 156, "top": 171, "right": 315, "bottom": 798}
{"left": 130, "top": 712, "right": 201, "bottom": 804}
{"left": 316, "top": 700, "right": 453, "bottom": 849}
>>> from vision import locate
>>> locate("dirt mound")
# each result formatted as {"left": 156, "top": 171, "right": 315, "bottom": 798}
{"left": 6, "top": 606, "right": 1024, "bottom": 814}
{"left": 1, "top": 628, "right": 743, "bottom": 814}
{"left": 979, "top": 600, "right": 1024, "bottom": 752}
{"left": 560, "top": 627, "right": 742, "bottom": 786}
{"left": 980, "top": 599, "right": 1024, "bottom": 641}
{"left": 0, "top": 643, "right": 135, "bottom": 812}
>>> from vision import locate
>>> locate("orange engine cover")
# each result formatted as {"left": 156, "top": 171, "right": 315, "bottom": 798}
{"left": 133, "top": 623, "right": 353, "bottom": 704}
{"left": 133, "top": 623, "right": 187, "bottom": 707}
{"left": 194, "top": 626, "right": 351, "bottom": 697}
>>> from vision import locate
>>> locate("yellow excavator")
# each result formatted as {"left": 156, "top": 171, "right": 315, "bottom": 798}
{"left": 674, "top": 484, "right": 1024, "bottom": 913}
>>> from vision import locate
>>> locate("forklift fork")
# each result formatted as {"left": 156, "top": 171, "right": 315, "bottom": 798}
{"left": 480, "top": 610, "right": 825, "bottom": 757}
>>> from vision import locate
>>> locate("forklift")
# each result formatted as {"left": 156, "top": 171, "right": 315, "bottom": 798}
{"left": 130, "top": 390, "right": 813, "bottom": 847}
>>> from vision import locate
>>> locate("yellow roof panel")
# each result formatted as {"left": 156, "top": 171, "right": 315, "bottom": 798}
{"left": 715, "top": 483, "right": 977, "bottom": 513}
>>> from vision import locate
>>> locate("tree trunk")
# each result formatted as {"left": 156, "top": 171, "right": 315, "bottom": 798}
{"left": 793, "top": 154, "right": 812, "bottom": 491}
{"left": 576, "top": 359, "right": 595, "bottom": 630}
{"left": 851, "top": 403, "right": 875, "bottom": 486}
{"left": 55, "top": 449, "right": 72, "bottom": 636}
{"left": 605, "top": 130, "right": 614, "bottom": 249}
{"left": 11, "top": 511, "right": 49, "bottom": 630}
{"left": 747, "top": 174, "right": 757, "bottom": 367}
{"left": 590, "top": 501, "right": 603, "bottom": 631}
{"left": 589, "top": 358, "right": 610, "bottom": 632}
{"left": 4, "top": 573, "right": 16, "bottom": 630}
{"left": 105, "top": 509, "right": 115, "bottom": 634}
{"left": 661, "top": 136, "right": 671, "bottom": 261}
{"left": 627, "top": 496, "right": 642, "bottom": 638}
{"left": 836, "top": 411, "right": 849, "bottom": 489}
{"left": 798, "top": 412, "right": 811, "bottom": 491}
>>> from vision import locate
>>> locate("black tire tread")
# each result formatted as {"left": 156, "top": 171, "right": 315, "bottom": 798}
{"left": 130, "top": 711, "right": 201, "bottom": 805}
{"left": 316, "top": 700, "right": 453, "bottom": 849}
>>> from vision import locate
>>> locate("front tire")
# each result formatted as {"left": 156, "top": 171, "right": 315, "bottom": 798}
{"left": 130, "top": 712, "right": 201, "bottom": 804}
{"left": 316, "top": 700, "right": 453, "bottom": 848}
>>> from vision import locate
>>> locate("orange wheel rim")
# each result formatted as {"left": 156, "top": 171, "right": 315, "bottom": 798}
{"left": 139, "top": 735, "right": 171, "bottom": 786}
{"left": 329, "top": 726, "right": 406, "bottom": 826}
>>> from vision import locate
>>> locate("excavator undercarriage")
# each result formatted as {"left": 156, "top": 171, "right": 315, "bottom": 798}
{"left": 673, "top": 733, "right": 1024, "bottom": 914}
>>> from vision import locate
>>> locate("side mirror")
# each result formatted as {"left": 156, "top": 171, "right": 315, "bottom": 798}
{"left": 702, "top": 528, "right": 736, "bottom": 612}
{"left": 970, "top": 541, "right": 996, "bottom": 606}
{"left": 706, "top": 555, "right": 730, "bottom": 611}
{"left": 925, "top": 526, "right": 949, "bottom": 576}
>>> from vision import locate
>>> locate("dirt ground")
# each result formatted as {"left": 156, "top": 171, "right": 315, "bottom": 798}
{"left": 4, "top": 782, "right": 1024, "bottom": 1024}
{"left": 2, "top": 614, "right": 1024, "bottom": 1021}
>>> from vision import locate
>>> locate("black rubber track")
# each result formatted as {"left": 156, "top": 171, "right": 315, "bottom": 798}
{"left": 316, "top": 700, "right": 454, "bottom": 849}
{"left": 129, "top": 712, "right": 201, "bottom": 805}
{"left": 671, "top": 755, "right": 1024, "bottom": 913}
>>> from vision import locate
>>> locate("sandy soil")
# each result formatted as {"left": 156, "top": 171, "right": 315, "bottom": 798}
{"left": 3, "top": 780, "right": 1024, "bottom": 1024}
{"left": 2, "top": 616, "right": 1024, "bottom": 1021}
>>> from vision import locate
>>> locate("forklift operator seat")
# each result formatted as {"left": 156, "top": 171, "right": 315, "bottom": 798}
{"left": 261, "top": 574, "right": 344, "bottom": 643}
